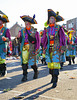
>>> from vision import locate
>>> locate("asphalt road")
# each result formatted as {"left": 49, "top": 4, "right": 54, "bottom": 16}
{"left": 0, "top": 57, "right": 77, "bottom": 100}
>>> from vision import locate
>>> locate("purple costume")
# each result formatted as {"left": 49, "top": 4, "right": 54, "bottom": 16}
{"left": 20, "top": 28, "right": 40, "bottom": 65}
{"left": 42, "top": 25, "right": 66, "bottom": 69}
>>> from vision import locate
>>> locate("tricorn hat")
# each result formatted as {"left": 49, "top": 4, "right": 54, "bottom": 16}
{"left": 20, "top": 14, "right": 37, "bottom": 24}
{"left": 0, "top": 14, "right": 9, "bottom": 23}
{"left": 47, "top": 9, "right": 64, "bottom": 24}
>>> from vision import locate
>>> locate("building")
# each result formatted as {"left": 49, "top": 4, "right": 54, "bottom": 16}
{"left": 67, "top": 18, "right": 77, "bottom": 36}
{"left": 10, "top": 22, "right": 22, "bottom": 38}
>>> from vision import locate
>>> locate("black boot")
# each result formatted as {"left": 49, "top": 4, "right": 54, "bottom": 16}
{"left": 50, "top": 75, "right": 53, "bottom": 83}
{"left": 31, "top": 65, "right": 38, "bottom": 79}
{"left": 60, "top": 62, "right": 63, "bottom": 69}
{"left": 52, "top": 82, "right": 57, "bottom": 88}
{"left": 41, "top": 59, "right": 43, "bottom": 64}
{"left": 21, "top": 64, "right": 28, "bottom": 82}
{"left": 68, "top": 61, "right": 71, "bottom": 65}
{"left": 72, "top": 57, "right": 75, "bottom": 64}
{"left": 49, "top": 69, "right": 59, "bottom": 86}
{"left": 21, "top": 75, "right": 27, "bottom": 82}
{"left": 52, "top": 75, "right": 58, "bottom": 88}
{"left": 0, "top": 63, "right": 6, "bottom": 76}
{"left": 68, "top": 57, "right": 71, "bottom": 65}
{"left": 0, "top": 64, "right": 2, "bottom": 76}
{"left": 49, "top": 69, "right": 53, "bottom": 83}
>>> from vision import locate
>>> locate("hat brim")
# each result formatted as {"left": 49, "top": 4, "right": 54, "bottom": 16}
{"left": 47, "top": 9, "right": 64, "bottom": 24}
{"left": 20, "top": 15, "right": 37, "bottom": 24}
{"left": 0, "top": 16, "right": 9, "bottom": 23}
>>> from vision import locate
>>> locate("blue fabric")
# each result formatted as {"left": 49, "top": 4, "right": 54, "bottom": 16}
{"left": 60, "top": 52, "right": 66, "bottom": 62}
{"left": 66, "top": 49, "right": 70, "bottom": 56}
{"left": 70, "top": 36, "right": 76, "bottom": 56}
{"left": 45, "top": 25, "right": 60, "bottom": 63}
{"left": 0, "top": 27, "right": 7, "bottom": 60}
{"left": 28, "top": 58, "right": 35, "bottom": 66}
{"left": 70, "top": 48, "right": 76, "bottom": 56}
{"left": 52, "top": 51, "right": 60, "bottom": 62}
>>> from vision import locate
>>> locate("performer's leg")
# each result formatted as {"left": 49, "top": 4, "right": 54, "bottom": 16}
{"left": 31, "top": 65, "right": 38, "bottom": 79}
{"left": 0, "top": 64, "right": 3, "bottom": 76}
{"left": 49, "top": 69, "right": 54, "bottom": 83}
{"left": 2, "top": 63, "right": 6, "bottom": 76}
{"left": 60, "top": 62, "right": 63, "bottom": 69}
{"left": 68, "top": 56, "right": 71, "bottom": 65}
{"left": 21, "top": 63, "right": 28, "bottom": 82}
{"left": 51, "top": 69, "right": 59, "bottom": 88}
{"left": 72, "top": 56, "right": 75, "bottom": 64}
{"left": 41, "top": 58, "right": 43, "bottom": 64}
{"left": 0, "top": 63, "right": 6, "bottom": 76}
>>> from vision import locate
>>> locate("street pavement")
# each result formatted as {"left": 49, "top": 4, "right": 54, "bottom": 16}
{"left": 0, "top": 57, "right": 77, "bottom": 100}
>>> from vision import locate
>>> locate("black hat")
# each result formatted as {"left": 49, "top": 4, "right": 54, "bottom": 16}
{"left": 0, "top": 14, "right": 9, "bottom": 23}
{"left": 20, "top": 14, "right": 37, "bottom": 24}
{"left": 47, "top": 9, "right": 64, "bottom": 24}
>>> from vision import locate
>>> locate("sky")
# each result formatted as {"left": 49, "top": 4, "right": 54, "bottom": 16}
{"left": 0, "top": 0, "right": 77, "bottom": 31}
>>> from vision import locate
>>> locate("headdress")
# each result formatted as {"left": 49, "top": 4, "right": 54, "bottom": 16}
{"left": 0, "top": 14, "right": 9, "bottom": 23}
{"left": 47, "top": 9, "right": 64, "bottom": 24}
{"left": 20, "top": 14, "right": 37, "bottom": 24}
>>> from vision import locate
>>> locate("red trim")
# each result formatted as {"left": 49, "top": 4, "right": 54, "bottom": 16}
{"left": 24, "top": 42, "right": 29, "bottom": 45}
{"left": 0, "top": 25, "right": 3, "bottom": 29}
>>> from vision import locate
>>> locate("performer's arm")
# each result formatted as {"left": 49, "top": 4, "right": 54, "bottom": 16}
{"left": 42, "top": 30, "right": 48, "bottom": 50}
{"left": 59, "top": 27, "right": 66, "bottom": 52}
{"left": 35, "top": 31, "right": 40, "bottom": 51}
{"left": 2, "top": 29, "right": 11, "bottom": 42}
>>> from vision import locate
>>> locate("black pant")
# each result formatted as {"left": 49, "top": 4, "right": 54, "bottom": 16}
{"left": 49, "top": 69, "right": 59, "bottom": 76}
{"left": 0, "top": 63, "right": 6, "bottom": 76}
{"left": 22, "top": 64, "right": 38, "bottom": 79}
{"left": 49, "top": 69, "right": 59, "bottom": 83}
{"left": 22, "top": 63, "right": 28, "bottom": 76}
{"left": 22, "top": 64, "right": 38, "bottom": 75}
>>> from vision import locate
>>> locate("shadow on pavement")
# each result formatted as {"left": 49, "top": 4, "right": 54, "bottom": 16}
{"left": 6, "top": 61, "right": 21, "bottom": 67}
{"left": 9, "top": 82, "right": 53, "bottom": 100}
{"left": 0, "top": 59, "right": 77, "bottom": 99}
{"left": 60, "top": 64, "right": 77, "bottom": 72}
{"left": 0, "top": 63, "right": 49, "bottom": 92}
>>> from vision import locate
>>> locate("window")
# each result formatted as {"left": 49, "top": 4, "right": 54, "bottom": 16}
{"left": 68, "top": 23, "right": 73, "bottom": 28}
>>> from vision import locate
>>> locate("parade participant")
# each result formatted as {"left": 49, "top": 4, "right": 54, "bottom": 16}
{"left": 0, "top": 14, "right": 11, "bottom": 76}
{"left": 40, "top": 29, "right": 47, "bottom": 65}
{"left": 60, "top": 26, "right": 69, "bottom": 69}
{"left": 19, "top": 15, "right": 40, "bottom": 82}
{"left": 63, "top": 30, "right": 71, "bottom": 65}
{"left": 38, "top": 30, "right": 43, "bottom": 63}
{"left": 43, "top": 9, "right": 66, "bottom": 88}
{"left": 13, "top": 37, "right": 19, "bottom": 56}
{"left": 68, "top": 29, "right": 77, "bottom": 64}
